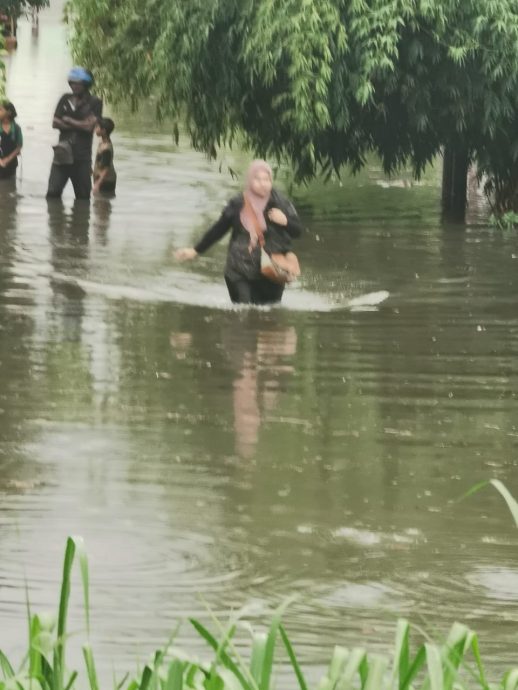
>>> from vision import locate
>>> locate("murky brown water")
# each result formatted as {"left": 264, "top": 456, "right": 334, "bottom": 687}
{"left": 1, "top": 5, "right": 518, "bottom": 683}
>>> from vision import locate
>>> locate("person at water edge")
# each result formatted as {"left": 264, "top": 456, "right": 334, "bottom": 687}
{"left": 46, "top": 67, "right": 102, "bottom": 200}
{"left": 92, "top": 117, "right": 117, "bottom": 195}
{"left": 0, "top": 100, "right": 23, "bottom": 180}
{"left": 175, "top": 160, "right": 302, "bottom": 305}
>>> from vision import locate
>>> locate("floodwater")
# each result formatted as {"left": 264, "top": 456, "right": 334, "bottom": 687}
{"left": 1, "top": 5, "right": 518, "bottom": 684}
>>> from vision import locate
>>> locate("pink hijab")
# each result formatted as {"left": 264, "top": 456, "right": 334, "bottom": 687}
{"left": 239, "top": 159, "right": 273, "bottom": 247}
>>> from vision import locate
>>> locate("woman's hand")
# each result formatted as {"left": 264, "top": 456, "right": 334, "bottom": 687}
{"left": 267, "top": 208, "right": 288, "bottom": 226}
{"left": 0, "top": 159, "right": 6, "bottom": 168}
{"left": 174, "top": 247, "right": 198, "bottom": 261}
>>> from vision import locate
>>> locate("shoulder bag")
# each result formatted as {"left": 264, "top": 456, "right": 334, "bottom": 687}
{"left": 245, "top": 197, "right": 301, "bottom": 284}
{"left": 52, "top": 139, "right": 74, "bottom": 165}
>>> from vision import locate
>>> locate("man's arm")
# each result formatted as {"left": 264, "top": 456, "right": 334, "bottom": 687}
{"left": 60, "top": 113, "right": 97, "bottom": 132}
{"left": 52, "top": 96, "right": 72, "bottom": 130}
{"left": 53, "top": 116, "right": 72, "bottom": 130}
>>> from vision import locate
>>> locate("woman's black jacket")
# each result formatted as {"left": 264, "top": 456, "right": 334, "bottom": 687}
{"left": 194, "top": 189, "right": 302, "bottom": 281}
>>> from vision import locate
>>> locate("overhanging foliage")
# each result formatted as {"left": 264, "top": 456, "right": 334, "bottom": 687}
{"left": 1, "top": 0, "right": 48, "bottom": 18}
{"left": 67, "top": 0, "right": 518, "bottom": 199}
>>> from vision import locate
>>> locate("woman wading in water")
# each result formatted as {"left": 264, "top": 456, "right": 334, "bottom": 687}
{"left": 175, "top": 160, "right": 302, "bottom": 305}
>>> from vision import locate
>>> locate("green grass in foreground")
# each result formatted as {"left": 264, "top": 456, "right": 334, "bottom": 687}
{"left": 1, "top": 479, "right": 518, "bottom": 690}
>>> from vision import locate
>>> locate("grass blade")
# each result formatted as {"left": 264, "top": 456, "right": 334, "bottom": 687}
{"left": 463, "top": 480, "right": 518, "bottom": 527}
{"left": 250, "top": 633, "right": 266, "bottom": 686}
{"left": 488, "top": 480, "right": 518, "bottom": 527}
{"left": 115, "top": 673, "right": 129, "bottom": 690}
{"left": 53, "top": 536, "right": 89, "bottom": 690}
{"left": 29, "top": 615, "right": 43, "bottom": 679}
{"left": 64, "top": 671, "right": 78, "bottom": 690}
{"left": 364, "top": 655, "right": 389, "bottom": 690}
{"left": 189, "top": 619, "right": 251, "bottom": 690}
{"left": 83, "top": 644, "right": 99, "bottom": 690}
{"left": 53, "top": 538, "right": 75, "bottom": 690}
{"left": 327, "top": 646, "right": 349, "bottom": 684}
{"left": 279, "top": 625, "right": 308, "bottom": 690}
{"left": 138, "top": 666, "right": 153, "bottom": 690}
{"left": 0, "top": 651, "right": 15, "bottom": 679}
{"left": 399, "top": 645, "right": 426, "bottom": 690}
{"left": 392, "top": 619, "right": 410, "bottom": 690}
{"left": 505, "top": 669, "right": 518, "bottom": 690}
{"left": 258, "top": 613, "right": 280, "bottom": 690}
{"left": 336, "top": 648, "right": 367, "bottom": 690}
{"left": 165, "top": 660, "right": 184, "bottom": 690}
{"left": 466, "top": 632, "right": 488, "bottom": 689}
{"left": 259, "top": 598, "right": 296, "bottom": 690}
{"left": 442, "top": 623, "right": 468, "bottom": 690}
{"left": 218, "top": 669, "right": 244, "bottom": 690}
{"left": 425, "top": 644, "right": 443, "bottom": 690}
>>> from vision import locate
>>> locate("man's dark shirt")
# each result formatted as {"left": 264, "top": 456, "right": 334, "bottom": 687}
{"left": 54, "top": 92, "right": 102, "bottom": 162}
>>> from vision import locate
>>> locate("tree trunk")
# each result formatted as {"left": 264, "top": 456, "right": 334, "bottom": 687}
{"left": 441, "top": 146, "right": 469, "bottom": 223}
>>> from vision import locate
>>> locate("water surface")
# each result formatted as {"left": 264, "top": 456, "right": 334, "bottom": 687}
{"left": 1, "top": 6, "right": 518, "bottom": 682}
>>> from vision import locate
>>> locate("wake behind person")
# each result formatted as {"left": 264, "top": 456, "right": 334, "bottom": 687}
{"left": 46, "top": 67, "right": 102, "bottom": 200}
{"left": 175, "top": 160, "right": 302, "bottom": 305}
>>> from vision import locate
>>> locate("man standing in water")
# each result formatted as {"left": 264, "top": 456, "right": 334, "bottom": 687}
{"left": 46, "top": 67, "right": 102, "bottom": 200}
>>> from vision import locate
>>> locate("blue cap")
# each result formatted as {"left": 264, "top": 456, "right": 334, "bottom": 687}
{"left": 68, "top": 66, "right": 93, "bottom": 84}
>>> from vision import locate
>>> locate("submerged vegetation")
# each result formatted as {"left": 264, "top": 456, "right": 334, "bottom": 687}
{"left": 1, "top": 518, "right": 517, "bottom": 690}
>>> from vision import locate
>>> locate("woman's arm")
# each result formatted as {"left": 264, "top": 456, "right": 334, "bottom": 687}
{"left": 194, "top": 209, "right": 234, "bottom": 253}
{"left": 175, "top": 199, "right": 237, "bottom": 261}
{"left": 0, "top": 145, "right": 21, "bottom": 167}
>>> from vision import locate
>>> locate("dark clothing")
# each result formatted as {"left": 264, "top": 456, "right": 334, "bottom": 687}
{"left": 96, "top": 179, "right": 116, "bottom": 194}
{"left": 96, "top": 147, "right": 112, "bottom": 168}
{"left": 47, "top": 160, "right": 92, "bottom": 200}
{"left": 53, "top": 92, "right": 102, "bottom": 162}
{"left": 194, "top": 190, "right": 302, "bottom": 299}
{"left": 225, "top": 276, "right": 285, "bottom": 305}
{"left": 0, "top": 122, "right": 23, "bottom": 179}
{"left": 47, "top": 92, "right": 102, "bottom": 199}
{"left": 93, "top": 140, "right": 117, "bottom": 193}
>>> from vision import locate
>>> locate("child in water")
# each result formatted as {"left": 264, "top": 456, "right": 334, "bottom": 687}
{"left": 0, "top": 100, "right": 23, "bottom": 180}
{"left": 92, "top": 117, "right": 116, "bottom": 194}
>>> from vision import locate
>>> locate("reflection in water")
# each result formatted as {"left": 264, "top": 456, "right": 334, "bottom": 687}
{"left": 0, "top": 179, "right": 40, "bottom": 489}
{"left": 440, "top": 225, "right": 468, "bottom": 279}
{"left": 0, "top": 178, "right": 18, "bottom": 235}
{"left": 92, "top": 197, "right": 113, "bottom": 245}
{"left": 47, "top": 200, "right": 90, "bottom": 341}
{"left": 232, "top": 326, "right": 297, "bottom": 458}
{"left": 2, "top": 5, "right": 518, "bottom": 683}
{"left": 169, "top": 323, "right": 297, "bottom": 458}
{"left": 169, "top": 331, "right": 192, "bottom": 360}
{"left": 47, "top": 199, "right": 91, "bottom": 249}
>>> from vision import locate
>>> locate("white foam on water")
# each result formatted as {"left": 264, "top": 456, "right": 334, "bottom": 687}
{"left": 14, "top": 262, "right": 389, "bottom": 313}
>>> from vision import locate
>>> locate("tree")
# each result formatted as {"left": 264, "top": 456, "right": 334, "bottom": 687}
{"left": 1, "top": 0, "right": 48, "bottom": 47}
{"left": 67, "top": 0, "right": 518, "bottom": 218}
{"left": 1, "top": 0, "right": 48, "bottom": 21}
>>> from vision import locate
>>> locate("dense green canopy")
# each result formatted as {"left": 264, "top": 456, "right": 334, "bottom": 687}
{"left": 68, "top": 0, "right": 518, "bottom": 205}
{"left": 1, "top": 0, "right": 47, "bottom": 16}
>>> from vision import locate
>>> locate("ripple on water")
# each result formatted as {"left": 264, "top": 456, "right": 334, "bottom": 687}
{"left": 2, "top": 5, "right": 518, "bottom": 682}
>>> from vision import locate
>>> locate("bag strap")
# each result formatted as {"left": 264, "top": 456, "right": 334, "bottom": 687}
{"left": 243, "top": 194, "right": 266, "bottom": 248}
